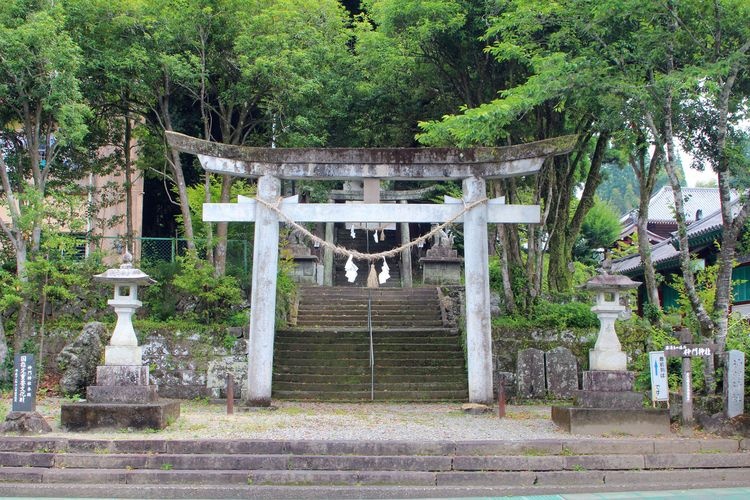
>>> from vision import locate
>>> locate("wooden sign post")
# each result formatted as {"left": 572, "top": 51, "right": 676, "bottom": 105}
{"left": 664, "top": 330, "right": 718, "bottom": 425}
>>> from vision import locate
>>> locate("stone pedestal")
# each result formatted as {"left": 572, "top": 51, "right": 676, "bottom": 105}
{"left": 420, "top": 235, "right": 463, "bottom": 285}
{"left": 552, "top": 370, "right": 669, "bottom": 435}
{"left": 61, "top": 365, "right": 179, "bottom": 431}
{"left": 291, "top": 255, "right": 318, "bottom": 284}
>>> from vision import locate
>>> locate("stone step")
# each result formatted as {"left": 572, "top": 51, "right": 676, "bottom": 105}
{"left": 272, "top": 382, "right": 468, "bottom": 392}
{"left": 275, "top": 337, "right": 459, "bottom": 346}
{"left": 273, "top": 373, "right": 466, "bottom": 384}
{"left": 276, "top": 357, "right": 465, "bottom": 367}
{"left": 274, "top": 367, "right": 467, "bottom": 377}
{"left": 276, "top": 343, "right": 462, "bottom": 352}
{"left": 272, "top": 390, "right": 469, "bottom": 401}
{"left": 295, "top": 320, "right": 444, "bottom": 328}
{"left": 277, "top": 328, "right": 458, "bottom": 337}
{"left": 5, "top": 450, "right": 750, "bottom": 472}
{"left": 275, "top": 351, "right": 463, "bottom": 361}
{"left": 0, "top": 437, "right": 742, "bottom": 456}
{"left": 299, "top": 287, "right": 437, "bottom": 297}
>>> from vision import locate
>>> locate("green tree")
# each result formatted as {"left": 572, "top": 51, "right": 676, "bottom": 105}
{"left": 0, "top": 1, "right": 90, "bottom": 348}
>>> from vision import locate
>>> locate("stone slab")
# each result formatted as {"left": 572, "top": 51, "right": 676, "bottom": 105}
{"left": 453, "top": 440, "right": 562, "bottom": 456}
{"left": 250, "top": 470, "right": 437, "bottom": 486}
{"left": 605, "top": 468, "right": 750, "bottom": 486}
{"left": 42, "top": 469, "right": 128, "bottom": 484}
{"left": 534, "top": 470, "right": 605, "bottom": 486}
{"left": 55, "top": 454, "right": 149, "bottom": 469}
{"left": 644, "top": 452, "right": 750, "bottom": 469}
{"left": 564, "top": 454, "right": 645, "bottom": 470}
{"left": 60, "top": 400, "right": 180, "bottom": 431}
{"left": 436, "top": 471, "right": 535, "bottom": 486}
{"left": 0, "top": 438, "right": 64, "bottom": 453}
{"left": 560, "top": 439, "right": 654, "bottom": 455}
{"left": 0, "top": 452, "right": 54, "bottom": 467}
{"left": 582, "top": 371, "right": 634, "bottom": 392}
{"left": 573, "top": 390, "right": 644, "bottom": 409}
{"left": 516, "top": 348, "right": 546, "bottom": 399}
{"left": 86, "top": 385, "right": 158, "bottom": 404}
{"left": 284, "top": 440, "right": 455, "bottom": 457}
{"left": 0, "top": 467, "right": 44, "bottom": 483}
{"left": 545, "top": 347, "right": 578, "bottom": 399}
{"left": 96, "top": 365, "right": 149, "bottom": 386}
{"left": 125, "top": 469, "right": 250, "bottom": 485}
{"left": 166, "top": 440, "right": 284, "bottom": 455}
{"left": 453, "top": 455, "right": 564, "bottom": 471}
{"left": 551, "top": 406, "right": 670, "bottom": 436}
{"left": 145, "top": 454, "right": 287, "bottom": 471}
{"left": 287, "top": 455, "right": 452, "bottom": 471}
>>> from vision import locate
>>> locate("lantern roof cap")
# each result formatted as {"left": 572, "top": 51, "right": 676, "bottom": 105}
{"left": 583, "top": 273, "right": 640, "bottom": 291}
{"left": 94, "top": 250, "right": 155, "bottom": 285}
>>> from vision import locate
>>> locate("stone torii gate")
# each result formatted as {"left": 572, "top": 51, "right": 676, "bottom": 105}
{"left": 166, "top": 132, "right": 575, "bottom": 406}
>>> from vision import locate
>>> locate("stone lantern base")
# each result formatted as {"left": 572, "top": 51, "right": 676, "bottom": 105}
{"left": 551, "top": 370, "right": 669, "bottom": 435}
{"left": 60, "top": 365, "right": 180, "bottom": 431}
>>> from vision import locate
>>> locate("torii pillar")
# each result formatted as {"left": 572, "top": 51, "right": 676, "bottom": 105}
{"left": 165, "top": 131, "right": 576, "bottom": 406}
{"left": 247, "top": 175, "right": 281, "bottom": 405}
{"left": 462, "top": 176, "right": 493, "bottom": 402}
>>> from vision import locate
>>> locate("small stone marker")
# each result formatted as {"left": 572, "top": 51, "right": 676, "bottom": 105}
{"left": 725, "top": 350, "right": 745, "bottom": 418}
{"left": 12, "top": 353, "right": 36, "bottom": 412}
{"left": 545, "top": 347, "right": 578, "bottom": 399}
{"left": 2, "top": 353, "right": 51, "bottom": 434}
{"left": 516, "top": 348, "right": 545, "bottom": 399}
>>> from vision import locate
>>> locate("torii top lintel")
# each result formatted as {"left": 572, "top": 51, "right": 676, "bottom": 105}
{"left": 166, "top": 132, "right": 576, "bottom": 181}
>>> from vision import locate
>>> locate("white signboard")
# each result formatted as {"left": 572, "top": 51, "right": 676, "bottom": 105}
{"left": 649, "top": 351, "right": 669, "bottom": 402}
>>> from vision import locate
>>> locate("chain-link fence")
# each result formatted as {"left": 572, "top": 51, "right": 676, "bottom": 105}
{"left": 96, "top": 236, "right": 250, "bottom": 274}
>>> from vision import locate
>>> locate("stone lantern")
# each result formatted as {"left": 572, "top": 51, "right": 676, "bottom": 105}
{"left": 94, "top": 251, "right": 154, "bottom": 366}
{"left": 60, "top": 251, "right": 180, "bottom": 431}
{"left": 583, "top": 272, "right": 640, "bottom": 371}
{"left": 551, "top": 266, "right": 669, "bottom": 435}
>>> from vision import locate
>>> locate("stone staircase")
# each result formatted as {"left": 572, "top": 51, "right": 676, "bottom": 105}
{"left": 273, "top": 286, "right": 468, "bottom": 401}
{"left": 333, "top": 224, "right": 402, "bottom": 287}
{"left": 1, "top": 436, "right": 749, "bottom": 498}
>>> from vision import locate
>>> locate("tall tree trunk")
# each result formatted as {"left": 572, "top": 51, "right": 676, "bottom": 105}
{"left": 213, "top": 175, "right": 235, "bottom": 276}
{"left": 492, "top": 180, "right": 516, "bottom": 314}
{"left": 124, "top": 114, "right": 134, "bottom": 252}
{"left": 630, "top": 141, "right": 663, "bottom": 313}
{"left": 159, "top": 91, "right": 196, "bottom": 251}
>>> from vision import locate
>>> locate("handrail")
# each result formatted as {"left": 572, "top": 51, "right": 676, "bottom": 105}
{"left": 368, "top": 288, "right": 374, "bottom": 401}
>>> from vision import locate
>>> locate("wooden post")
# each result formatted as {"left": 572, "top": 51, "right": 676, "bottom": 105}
{"left": 497, "top": 375, "right": 506, "bottom": 419}
{"left": 680, "top": 329, "right": 694, "bottom": 425}
{"left": 226, "top": 373, "right": 234, "bottom": 415}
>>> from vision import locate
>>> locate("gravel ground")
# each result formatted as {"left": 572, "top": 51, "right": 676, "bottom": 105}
{"left": 6, "top": 397, "right": 610, "bottom": 441}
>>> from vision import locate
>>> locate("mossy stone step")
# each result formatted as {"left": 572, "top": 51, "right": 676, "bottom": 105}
{"left": 273, "top": 374, "right": 465, "bottom": 384}
{"left": 273, "top": 382, "right": 469, "bottom": 392}
{"left": 272, "top": 390, "right": 468, "bottom": 401}
{"left": 274, "top": 367, "right": 466, "bottom": 376}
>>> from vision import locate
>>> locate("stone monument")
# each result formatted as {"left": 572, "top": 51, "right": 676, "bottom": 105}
{"left": 552, "top": 266, "right": 670, "bottom": 435}
{"left": 286, "top": 231, "right": 319, "bottom": 285}
{"left": 60, "top": 252, "right": 180, "bottom": 430}
{"left": 1, "top": 353, "right": 51, "bottom": 434}
{"left": 420, "top": 228, "right": 463, "bottom": 285}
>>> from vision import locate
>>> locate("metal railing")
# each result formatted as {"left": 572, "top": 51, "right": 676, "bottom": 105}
{"left": 368, "top": 289, "right": 375, "bottom": 401}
